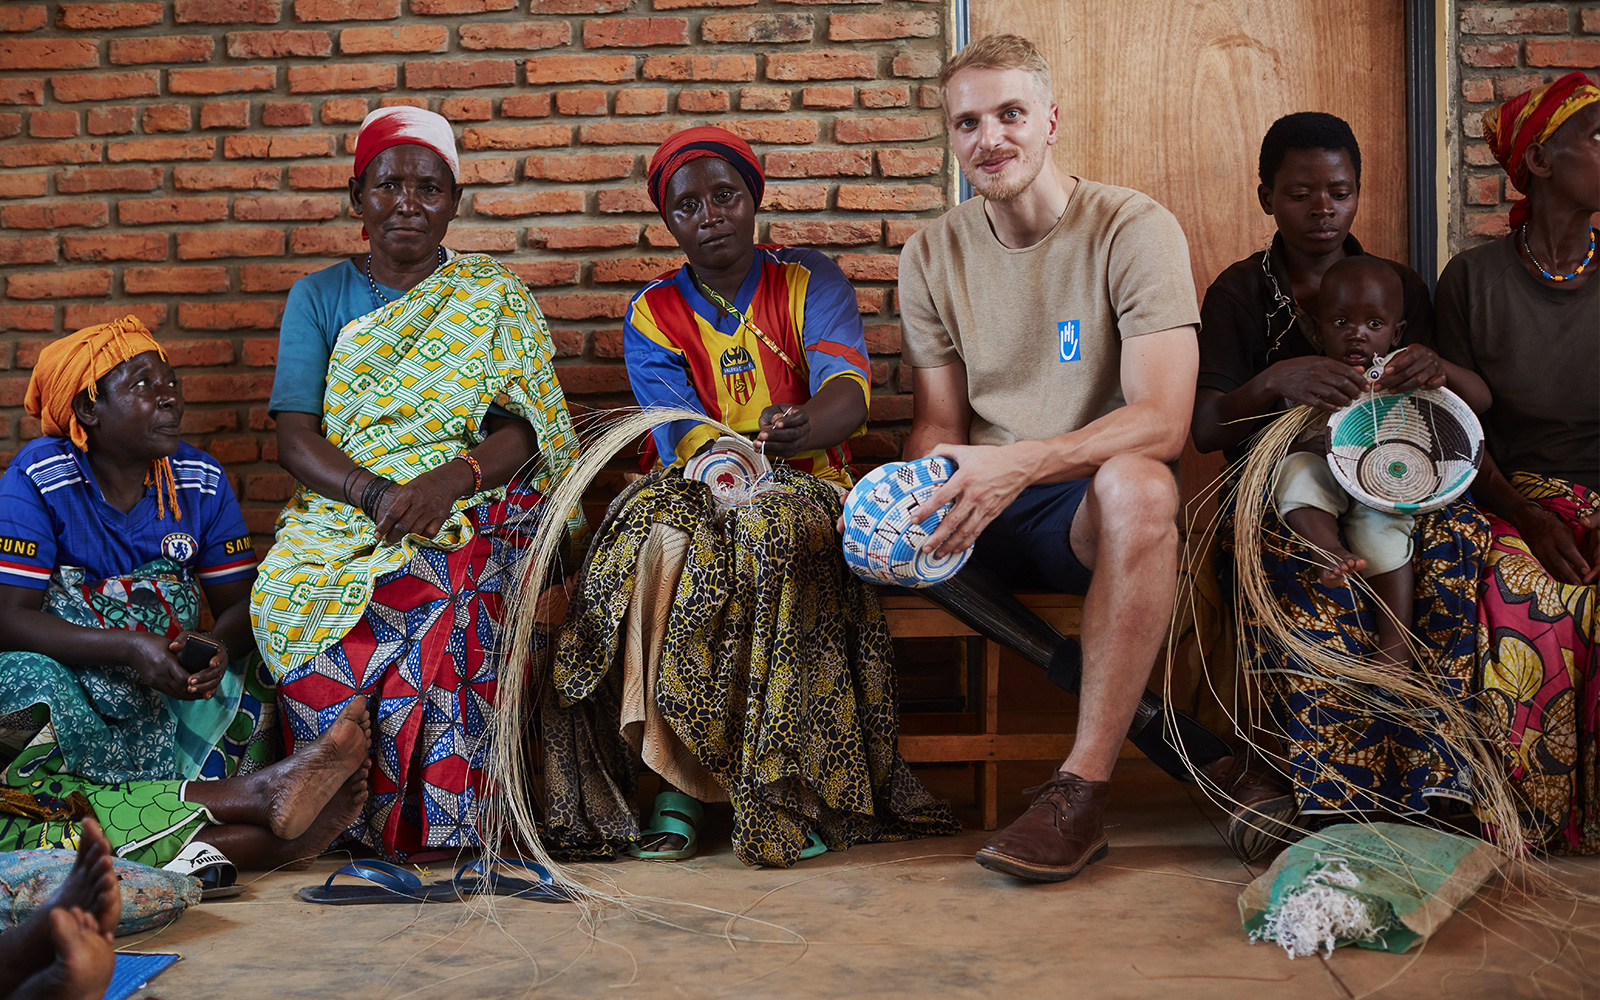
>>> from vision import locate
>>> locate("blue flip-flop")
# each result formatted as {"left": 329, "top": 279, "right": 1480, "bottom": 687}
{"left": 452, "top": 858, "right": 574, "bottom": 903}
{"left": 296, "top": 860, "right": 462, "bottom": 905}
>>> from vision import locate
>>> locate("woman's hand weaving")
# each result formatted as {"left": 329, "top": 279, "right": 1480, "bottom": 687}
{"left": 1372, "top": 345, "right": 1447, "bottom": 394}
{"left": 1263, "top": 355, "right": 1369, "bottom": 412}
{"left": 756, "top": 404, "right": 811, "bottom": 457}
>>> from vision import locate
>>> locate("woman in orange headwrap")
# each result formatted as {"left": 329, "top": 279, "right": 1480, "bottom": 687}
{"left": 1434, "top": 72, "right": 1600, "bottom": 852}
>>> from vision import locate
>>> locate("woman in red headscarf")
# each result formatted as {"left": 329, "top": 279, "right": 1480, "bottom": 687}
{"left": 1434, "top": 72, "right": 1600, "bottom": 852}
{"left": 540, "top": 127, "right": 957, "bottom": 869}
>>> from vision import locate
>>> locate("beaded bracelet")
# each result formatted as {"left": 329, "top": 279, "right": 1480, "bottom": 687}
{"left": 456, "top": 453, "right": 484, "bottom": 494}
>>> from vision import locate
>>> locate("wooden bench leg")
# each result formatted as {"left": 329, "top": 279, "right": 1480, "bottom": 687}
{"left": 975, "top": 637, "right": 1001, "bottom": 830}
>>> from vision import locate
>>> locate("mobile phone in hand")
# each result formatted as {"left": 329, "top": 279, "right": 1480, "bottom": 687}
{"left": 178, "top": 636, "right": 220, "bottom": 673}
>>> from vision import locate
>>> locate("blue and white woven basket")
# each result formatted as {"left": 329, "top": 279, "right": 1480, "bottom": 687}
{"left": 841, "top": 457, "right": 970, "bottom": 587}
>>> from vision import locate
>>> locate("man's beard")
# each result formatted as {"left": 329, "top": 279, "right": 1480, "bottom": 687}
{"left": 965, "top": 143, "right": 1047, "bottom": 202}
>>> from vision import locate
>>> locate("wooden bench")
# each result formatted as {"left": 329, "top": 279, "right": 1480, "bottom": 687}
{"left": 882, "top": 591, "right": 1124, "bottom": 831}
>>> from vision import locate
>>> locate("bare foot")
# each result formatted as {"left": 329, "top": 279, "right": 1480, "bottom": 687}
{"left": 0, "top": 821, "right": 120, "bottom": 998}
{"left": 267, "top": 698, "right": 371, "bottom": 841}
{"left": 279, "top": 771, "right": 371, "bottom": 872}
{"left": 9, "top": 908, "right": 115, "bottom": 1000}
{"left": 1314, "top": 547, "right": 1366, "bottom": 586}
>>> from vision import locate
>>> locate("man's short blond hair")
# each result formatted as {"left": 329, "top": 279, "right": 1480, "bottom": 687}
{"left": 939, "top": 34, "right": 1053, "bottom": 105}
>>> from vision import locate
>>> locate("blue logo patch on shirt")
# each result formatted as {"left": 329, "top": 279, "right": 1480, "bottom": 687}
{"left": 1058, "top": 320, "right": 1080, "bottom": 363}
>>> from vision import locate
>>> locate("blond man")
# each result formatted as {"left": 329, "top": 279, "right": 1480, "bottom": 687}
{"left": 900, "top": 35, "right": 1202, "bottom": 882}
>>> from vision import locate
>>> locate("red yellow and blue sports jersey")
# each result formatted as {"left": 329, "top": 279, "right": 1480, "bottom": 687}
{"left": 0, "top": 437, "right": 257, "bottom": 591}
{"left": 624, "top": 245, "right": 870, "bottom": 485}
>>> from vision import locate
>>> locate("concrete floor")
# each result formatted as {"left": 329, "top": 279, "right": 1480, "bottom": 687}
{"left": 118, "top": 761, "right": 1600, "bottom": 1000}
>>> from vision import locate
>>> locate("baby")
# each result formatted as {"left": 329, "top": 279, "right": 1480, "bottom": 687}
{"left": 1272, "top": 256, "right": 1488, "bottom": 670}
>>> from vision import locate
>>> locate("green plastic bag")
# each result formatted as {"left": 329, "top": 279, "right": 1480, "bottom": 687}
{"left": 1239, "top": 822, "right": 1497, "bottom": 958}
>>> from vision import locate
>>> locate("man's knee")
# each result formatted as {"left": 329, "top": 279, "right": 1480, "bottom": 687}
{"left": 1089, "top": 455, "right": 1179, "bottom": 537}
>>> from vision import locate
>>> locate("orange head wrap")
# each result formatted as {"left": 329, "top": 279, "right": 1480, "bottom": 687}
{"left": 24, "top": 316, "right": 182, "bottom": 519}
{"left": 1482, "top": 71, "right": 1600, "bottom": 229}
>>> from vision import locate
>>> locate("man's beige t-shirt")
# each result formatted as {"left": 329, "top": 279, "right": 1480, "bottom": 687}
{"left": 899, "top": 178, "right": 1199, "bottom": 447}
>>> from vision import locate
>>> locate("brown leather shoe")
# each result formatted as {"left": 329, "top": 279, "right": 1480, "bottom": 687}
{"left": 974, "top": 771, "right": 1110, "bottom": 882}
{"left": 1207, "top": 751, "right": 1297, "bottom": 863}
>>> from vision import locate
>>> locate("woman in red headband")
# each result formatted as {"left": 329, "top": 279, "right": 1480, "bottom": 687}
{"left": 1434, "top": 72, "right": 1600, "bottom": 853}
{"left": 538, "top": 127, "right": 958, "bottom": 868}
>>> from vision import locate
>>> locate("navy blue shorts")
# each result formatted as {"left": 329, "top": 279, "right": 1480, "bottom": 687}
{"left": 970, "top": 478, "right": 1094, "bottom": 595}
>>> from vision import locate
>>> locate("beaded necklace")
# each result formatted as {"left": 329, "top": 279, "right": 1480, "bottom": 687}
{"left": 1519, "top": 224, "right": 1595, "bottom": 283}
{"left": 687, "top": 267, "right": 801, "bottom": 373}
{"left": 363, "top": 245, "right": 446, "bottom": 311}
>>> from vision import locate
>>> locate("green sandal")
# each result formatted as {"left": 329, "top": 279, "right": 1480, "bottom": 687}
{"left": 798, "top": 830, "right": 828, "bottom": 861}
{"left": 626, "top": 791, "right": 704, "bottom": 861}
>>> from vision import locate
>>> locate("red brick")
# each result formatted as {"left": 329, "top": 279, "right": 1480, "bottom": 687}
{"left": 176, "top": 166, "right": 282, "bottom": 192}
{"left": 526, "top": 54, "right": 637, "bottom": 84}
{"left": 891, "top": 49, "right": 941, "bottom": 78}
{"left": 836, "top": 116, "right": 940, "bottom": 144}
{"left": 226, "top": 29, "right": 332, "bottom": 59}
{"left": 406, "top": 59, "right": 515, "bottom": 89}
{"left": 1465, "top": 175, "right": 1500, "bottom": 206}
{"left": 554, "top": 364, "right": 631, "bottom": 395}
{"left": 294, "top": 0, "right": 398, "bottom": 18}
{"left": 6, "top": 269, "right": 112, "bottom": 300}
{"left": 548, "top": 328, "right": 584, "bottom": 357}
{"left": 461, "top": 124, "right": 570, "bottom": 150}
{"left": 187, "top": 374, "right": 272, "bottom": 403}
{"left": 411, "top": 0, "right": 515, "bottom": 11}
{"left": 108, "top": 35, "right": 215, "bottom": 65}
{"left": 0, "top": 6, "right": 48, "bottom": 31}
{"left": 180, "top": 409, "right": 239, "bottom": 434}
{"left": 721, "top": 117, "right": 818, "bottom": 144}
{"left": 475, "top": 190, "right": 585, "bottom": 216}
{"left": 1463, "top": 145, "right": 1498, "bottom": 167}
{"left": 200, "top": 101, "right": 251, "bottom": 129}
{"left": 678, "top": 89, "right": 730, "bottom": 113}
{"left": 767, "top": 50, "right": 876, "bottom": 81}
{"left": 1459, "top": 7, "right": 1568, "bottom": 34}
{"left": 855, "top": 288, "right": 884, "bottom": 313}
{"left": 0, "top": 306, "right": 54, "bottom": 331}
{"left": 768, "top": 220, "right": 880, "bottom": 245}
{"left": 247, "top": 407, "right": 275, "bottom": 430}
{"left": 259, "top": 101, "right": 311, "bottom": 127}
{"left": 0, "top": 38, "right": 99, "bottom": 70}
{"left": 119, "top": 196, "right": 229, "bottom": 224}
{"left": 653, "top": 0, "right": 753, "bottom": 7}
{"left": 589, "top": 256, "right": 682, "bottom": 283}
{"left": 50, "top": 70, "right": 158, "bottom": 102}
{"left": 242, "top": 338, "right": 278, "bottom": 365}
{"left": 206, "top": 437, "right": 259, "bottom": 464}
{"left": 240, "top": 262, "right": 319, "bottom": 292}
{"left": 502, "top": 260, "right": 582, "bottom": 286}
{"left": 442, "top": 97, "right": 492, "bottom": 121}
{"left": 171, "top": 66, "right": 277, "bottom": 95}
{"left": 235, "top": 194, "right": 343, "bottom": 220}
{"left": 830, "top": 11, "right": 937, "bottom": 41}
{"left": 801, "top": 85, "right": 853, "bottom": 109}
{"left": 53, "top": 165, "right": 160, "bottom": 195}
{"left": 582, "top": 121, "right": 690, "bottom": 145}
{"left": 1493, "top": 73, "right": 1546, "bottom": 102}
{"left": 141, "top": 105, "right": 193, "bottom": 132}
{"left": 1460, "top": 77, "right": 1495, "bottom": 103}
{"left": 868, "top": 394, "right": 911, "bottom": 422}
{"left": 763, "top": 184, "right": 827, "bottom": 210}
{"left": 837, "top": 255, "right": 898, "bottom": 283}
{"left": 616, "top": 88, "right": 669, "bottom": 114}
{"left": 1465, "top": 211, "right": 1511, "bottom": 238}
{"left": 1460, "top": 42, "right": 1518, "bottom": 67}
{"left": 528, "top": 224, "right": 640, "bottom": 249}
{"left": 0, "top": 113, "right": 19, "bottom": 138}
{"left": 444, "top": 227, "right": 517, "bottom": 252}
{"left": 62, "top": 234, "right": 167, "bottom": 262}
{"left": 28, "top": 110, "right": 78, "bottom": 138}
{"left": 837, "top": 183, "right": 942, "bottom": 212}
{"left": 0, "top": 237, "right": 56, "bottom": 266}
{"left": 1, "top": 79, "right": 46, "bottom": 106}
{"left": 319, "top": 97, "right": 368, "bottom": 123}
{"left": 878, "top": 147, "right": 943, "bottom": 176}
{"left": 702, "top": 12, "right": 812, "bottom": 43}
{"left": 288, "top": 63, "right": 397, "bottom": 93}
{"left": 176, "top": 0, "right": 281, "bottom": 21}
{"left": 501, "top": 93, "right": 553, "bottom": 118}
{"left": 1525, "top": 39, "right": 1600, "bottom": 67}
{"left": 540, "top": 294, "right": 630, "bottom": 320}
{"left": 0, "top": 173, "right": 49, "bottom": 199}
{"left": 123, "top": 266, "right": 230, "bottom": 295}
{"left": 107, "top": 137, "right": 214, "bottom": 162}
{"left": 0, "top": 141, "right": 100, "bottom": 167}
{"left": 177, "top": 228, "right": 286, "bottom": 260}
{"left": 285, "top": 164, "right": 349, "bottom": 189}
{"left": 336, "top": 24, "right": 442, "bottom": 54}
{"left": 642, "top": 53, "right": 755, "bottom": 81}
{"left": 557, "top": 89, "right": 608, "bottom": 115}
{"left": 84, "top": 106, "right": 134, "bottom": 135}
{"left": 532, "top": 0, "right": 626, "bottom": 9}
{"left": 525, "top": 152, "right": 635, "bottom": 181}
{"left": 287, "top": 226, "right": 364, "bottom": 255}
{"left": 178, "top": 301, "right": 285, "bottom": 330}
{"left": 457, "top": 157, "right": 515, "bottom": 184}
{"left": 223, "top": 134, "right": 336, "bottom": 159}
{"left": 739, "top": 87, "right": 792, "bottom": 111}
{"left": 646, "top": 223, "right": 679, "bottom": 247}
{"left": 1584, "top": 8, "right": 1600, "bottom": 33}
{"left": 584, "top": 17, "right": 688, "bottom": 48}
{"left": 0, "top": 202, "right": 107, "bottom": 229}
{"left": 888, "top": 219, "right": 930, "bottom": 246}
{"left": 918, "top": 83, "right": 940, "bottom": 108}
{"left": 459, "top": 22, "right": 570, "bottom": 50}
{"left": 595, "top": 187, "right": 654, "bottom": 214}
{"left": 861, "top": 84, "right": 910, "bottom": 108}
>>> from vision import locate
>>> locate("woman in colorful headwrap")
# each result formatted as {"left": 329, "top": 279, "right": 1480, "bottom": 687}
{"left": 1434, "top": 72, "right": 1600, "bottom": 853}
{"left": 541, "top": 126, "right": 957, "bottom": 867}
{"left": 0, "top": 321, "right": 372, "bottom": 870}
{"left": 1190, "top": 113, "right": 1489, "bottom": 861}
{"left": 254, "top": 106, "right": 580, "bottom": 859}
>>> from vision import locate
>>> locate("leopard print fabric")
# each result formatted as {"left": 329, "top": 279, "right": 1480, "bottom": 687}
{"left": 542, "top": 469, "right": 959, "bottom": 868}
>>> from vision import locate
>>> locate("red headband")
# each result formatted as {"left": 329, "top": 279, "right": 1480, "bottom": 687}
{"left": 646, "top": 126, "right": 764, "bottom": 218}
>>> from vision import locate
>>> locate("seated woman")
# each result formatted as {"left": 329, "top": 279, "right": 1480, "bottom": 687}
{"left": 1192, "top": 113, "right": 1488, "bottom": 860}
{"left": 253, "top": 107, "right": 580, "bottom": 860}
{"left": 541, "top": 127, "right": 958, "bottom": 868}
{"left": 0, "top": 320, "right": 367, "bottom": 871}
{"left": 1435, "top": 73, "right": 1599, "bottom": 853}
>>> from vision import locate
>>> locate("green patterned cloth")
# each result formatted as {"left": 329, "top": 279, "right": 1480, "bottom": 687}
{"left": 0, "top": 776, "right": 213, "bottom": 869}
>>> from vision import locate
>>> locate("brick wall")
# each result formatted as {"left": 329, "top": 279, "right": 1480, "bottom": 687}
{"left": 1449, "top": 0, "right": 1598, "bottom": 253}
{"left": 0, "top": 0, "right": 948, "bottom": 549}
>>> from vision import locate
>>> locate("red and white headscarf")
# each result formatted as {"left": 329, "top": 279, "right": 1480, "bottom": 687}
{"left": 353, "top": 106, "right": 460, "bottom": 184}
